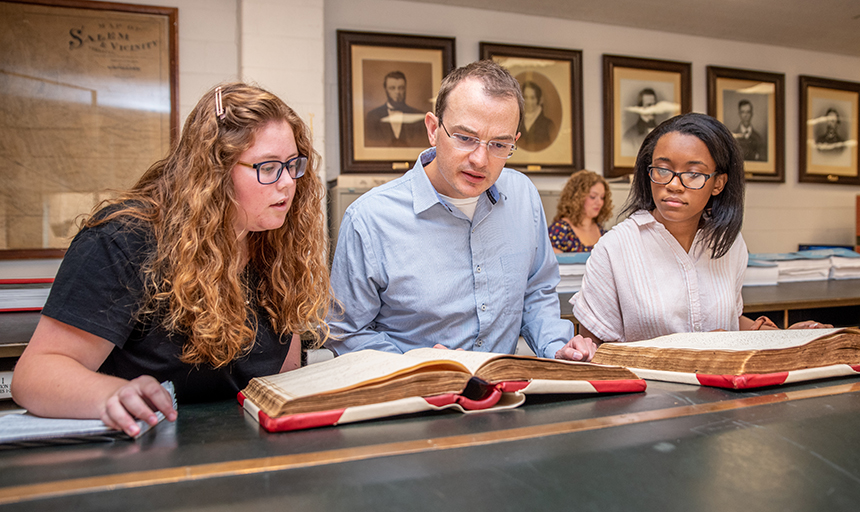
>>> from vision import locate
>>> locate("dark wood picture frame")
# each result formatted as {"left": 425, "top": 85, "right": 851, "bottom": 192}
{"left": 602, "top": 55, "right": 691, "bottom": 178}
{"left": 480, "top": 42, "right": 584, "bottom": 173}
{"left": 707, "top": 66, "right": 785, "bottom": 183}
{"left": 337, "top": 30, "right": 455, "bottom": 173}
{"left": 0, "top": 0, "right": 178, "bottom": 260}
{"left": 798, "top": 75, "right": 860, "bottom": 186}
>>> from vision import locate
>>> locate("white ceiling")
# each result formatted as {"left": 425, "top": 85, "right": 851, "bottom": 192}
{"left": 409, "top": 0, "right": 860, "bottom": 58}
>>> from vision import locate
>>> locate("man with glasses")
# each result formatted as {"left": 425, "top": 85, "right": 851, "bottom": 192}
{"left": 326, "top": 60, "right": 595, "bottom": 362}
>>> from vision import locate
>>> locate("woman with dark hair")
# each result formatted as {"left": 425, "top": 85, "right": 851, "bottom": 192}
{"left": 549, "top": 170, "right": 613, "bottom": 253}
{"left": 12, "top": 83, "right": 332, "bottom": 435}
{"left": 572, "top": 113, "right": 829, "bottom": 343}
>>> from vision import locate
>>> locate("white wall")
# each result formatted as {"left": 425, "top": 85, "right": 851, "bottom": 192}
{"left": 324, "top": 0, "right": 860, "bottom": 253}
{"left": 4, "top": 0, "right": 859, "bottom": 279}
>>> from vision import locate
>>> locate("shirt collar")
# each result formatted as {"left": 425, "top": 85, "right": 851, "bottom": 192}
{"left": 630, "top": 210, "right": 656, "bottom": 226}
{"left": 410, "top": 147, "right": 501, "bottom": 215}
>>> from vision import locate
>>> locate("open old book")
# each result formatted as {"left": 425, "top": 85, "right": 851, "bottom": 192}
{"left": 592, "top": 327, "right": 860, "bottom": 389}
{"left": 239, "top": 348, "right": 645, "bottom": 432}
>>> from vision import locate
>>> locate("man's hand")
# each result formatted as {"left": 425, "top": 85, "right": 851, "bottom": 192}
{"left": 554, "top": 335, "right": 597, "bottom": 362}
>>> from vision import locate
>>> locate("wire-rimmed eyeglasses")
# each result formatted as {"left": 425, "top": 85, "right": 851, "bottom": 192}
{"left": 648, "top": 166, "right": 716, "bottom": 190}
{"left": 237, "top": 155, "right": 307, "bottom": 185}
{"left": 439, "top": 120, "right": 516, "bottom": 159}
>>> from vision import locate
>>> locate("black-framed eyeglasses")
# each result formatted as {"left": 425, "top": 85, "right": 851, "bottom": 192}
{"left": 648, "top": 166, "right": 716, "bottom": 190}
{"left": 439, "top": 120, "right": 516, "bottom": 159}
{"left": 237, "top": 155, "right": 307, "bottom": 184}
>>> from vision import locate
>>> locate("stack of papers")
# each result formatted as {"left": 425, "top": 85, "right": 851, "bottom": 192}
{"left": 749, "top": 248, "right": 860, "bottom": 283}
{"left": 743, "top": 259, "right": 779, "bottom": 286}
{"left": 556, "top": 252, "right": 590, "bottom": 293}
{"left": 831, "top": 255, "right": 860, "bottom": 279}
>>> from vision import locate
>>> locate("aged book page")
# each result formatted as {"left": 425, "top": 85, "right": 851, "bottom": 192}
{"left": 593, "top": 328, "right": 860, "bottom": 374}
{"left": 247, "top": 350, "right": 470, "bottom": 401}
{"left": 403, "top": 347, "right": 633, "bottom": 382}
{"left": 608, "top": 328, "right": 850, "bottom": 351}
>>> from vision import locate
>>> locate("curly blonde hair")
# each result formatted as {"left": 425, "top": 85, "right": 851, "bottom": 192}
{"left": 553, "top": 170, "right": 613, "bottom": 227}
{"left": 86, "top": 82, "right": 330, "bottom": 367}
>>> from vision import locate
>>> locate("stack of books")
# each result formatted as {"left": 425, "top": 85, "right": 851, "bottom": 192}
{"left": 555, "top": 253, "right": 590, "bottom": 293}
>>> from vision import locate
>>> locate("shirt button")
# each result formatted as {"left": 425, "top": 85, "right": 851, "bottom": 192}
{"left": 476, "top": 339, "right": 484, "bottom": 347}
{"left": 476, "top": 265, "right": 482, "bottom": 273}
{"left": 481, "top": 304, "right": 487, "bottom": 311}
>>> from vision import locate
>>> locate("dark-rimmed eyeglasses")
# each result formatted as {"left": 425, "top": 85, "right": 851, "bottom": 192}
{"left": 439, "top": 120, "right": 516, "bottom": 159}
{"left": 648, "top": 166, "right": 716, "bottom": 190}
{"left": 238, "top": 155, "right": 307, "bottom": 184}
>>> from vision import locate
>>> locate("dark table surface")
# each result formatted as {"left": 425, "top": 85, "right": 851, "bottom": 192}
{"left": 1, "top": 375, "right": 859, "bottom": 511}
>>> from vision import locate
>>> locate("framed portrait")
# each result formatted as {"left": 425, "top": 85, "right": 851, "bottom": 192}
{"left": 0, "top": 0, "right": 178, "bottom": 259}
{"left": 337, "top": 30, "right": 455, "bottom": 173}
{"left": 603, "top": 55, "right": 691, "bottom": 178}
{"left": 798, "top": 75, "right": 860, "bottom": 185}
{"left": 480, "top": 42, "right": 584, "bottom": 173}
{"left": 707, "top": 66, "right": 785, "bottom": 183}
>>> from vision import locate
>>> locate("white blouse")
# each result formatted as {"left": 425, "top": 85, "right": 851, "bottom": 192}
{"left": 572, "top": 210, "right": 748, "bottom": 342}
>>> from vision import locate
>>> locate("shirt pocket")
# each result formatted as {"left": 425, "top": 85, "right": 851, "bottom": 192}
{"left": 500, "top": 252, "right": 530, "bottom": 316}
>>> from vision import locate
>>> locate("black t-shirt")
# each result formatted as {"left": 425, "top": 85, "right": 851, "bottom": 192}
{"left": 42, "top": 216, "right": 291, "bottom": 403}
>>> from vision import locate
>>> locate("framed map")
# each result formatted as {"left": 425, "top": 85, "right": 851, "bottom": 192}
{"left": 0, "top": 0, "right": 178, "bottom": 258}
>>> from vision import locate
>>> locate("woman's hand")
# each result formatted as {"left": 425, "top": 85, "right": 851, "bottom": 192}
{"left": 749, "top": 316, "right": 779, "bottom": 330}
{"left": 100, "top": 376, "right": 177, "bottom": 437}
{"left": 13, "top": 316, "right": 177, "bottom": 436}
{"left": 787, "top": 320, "right": 833, "bottom": 330}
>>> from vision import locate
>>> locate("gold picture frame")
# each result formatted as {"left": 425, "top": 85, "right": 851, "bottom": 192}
{"left": 0, "top": 0, "right": 178, "bottom": 259}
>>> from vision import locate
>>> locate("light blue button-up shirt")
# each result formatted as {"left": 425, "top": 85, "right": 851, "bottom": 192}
{"left": 326, "top": 148, "right": 574, "bottom": 359}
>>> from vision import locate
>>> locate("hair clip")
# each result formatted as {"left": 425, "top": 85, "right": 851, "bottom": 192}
{"left": 214, "top": 86, "right": 225, "bottom": 120}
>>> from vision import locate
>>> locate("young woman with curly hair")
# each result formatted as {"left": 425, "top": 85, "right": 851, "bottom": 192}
{"left": 12, "top": 83, "right": 331, "bottom": 436}
{"left": 548, "top": 170, "right": 613, "bottom": 253}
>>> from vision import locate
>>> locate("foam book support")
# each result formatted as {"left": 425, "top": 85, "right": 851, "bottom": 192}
{"left": 239, "top": 348, "right": 646, "bottom": 432}
{"left": 592, "top": 328, "right": 860, "bottom": 389}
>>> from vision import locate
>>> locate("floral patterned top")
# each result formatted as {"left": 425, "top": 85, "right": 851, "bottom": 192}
{"left": 548, "top": 220, "right": 606, "bottom": 252}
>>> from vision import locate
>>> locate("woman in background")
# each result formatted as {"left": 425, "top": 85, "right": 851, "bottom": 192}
{"left": 12, "top": 83, "right": 331, "bottom": 436}
{"left": 549, "top": 170, "right": 613, "bottom": 253}
{"left": 572, "top": 113, "right": 830, "bottom": 343}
